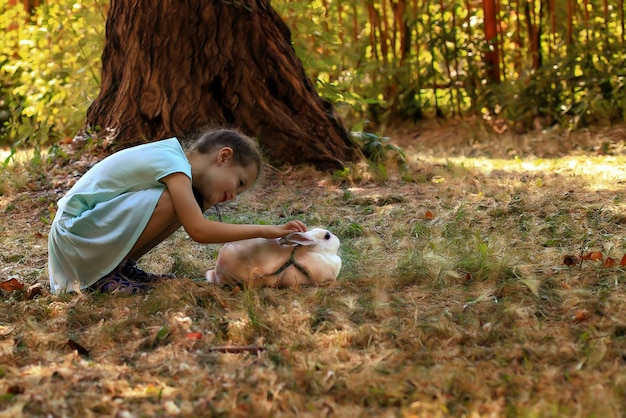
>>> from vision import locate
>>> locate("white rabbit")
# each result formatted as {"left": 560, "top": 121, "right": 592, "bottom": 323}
{"left": 206, "top": 228, "right": 341, "bottom": 287}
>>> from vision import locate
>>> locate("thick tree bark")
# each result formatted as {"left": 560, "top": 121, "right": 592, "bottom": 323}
{"left": 82, "top": 0, "right": 361, "bottom": 170}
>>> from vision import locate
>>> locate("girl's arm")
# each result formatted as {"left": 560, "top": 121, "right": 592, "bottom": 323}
{"left": 162, "top": 173, "right": 305, "bottom": 244}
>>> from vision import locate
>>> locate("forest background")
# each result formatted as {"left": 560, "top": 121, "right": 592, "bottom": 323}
{"left": 1, "top": 0, "right": 625, "bottom": 153}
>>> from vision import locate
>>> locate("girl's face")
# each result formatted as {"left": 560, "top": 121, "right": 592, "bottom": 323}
{"left": 194, "top": 147, "right": 259, "bottom": 208}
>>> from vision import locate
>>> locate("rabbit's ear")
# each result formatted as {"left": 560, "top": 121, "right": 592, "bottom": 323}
{"left": 280, "top": 232, "right": 317, "bottom": 246}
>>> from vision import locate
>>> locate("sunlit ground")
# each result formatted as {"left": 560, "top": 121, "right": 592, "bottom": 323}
{"left": 428, "top": 155, "right": 626, "bottom": 192}
{"left": 0, "top": 147, "right": 50, "bottom": 163}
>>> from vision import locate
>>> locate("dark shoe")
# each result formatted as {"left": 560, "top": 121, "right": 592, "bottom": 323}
{"left": 90, "top": 271, "right": 150, "bottom": 295}
{"left": 119, "top": 259, "right": 175, "bottom": 283}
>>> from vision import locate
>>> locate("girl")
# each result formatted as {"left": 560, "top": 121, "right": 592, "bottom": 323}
{"left": 48, "top": 128, "right": 306, "bottom": 294}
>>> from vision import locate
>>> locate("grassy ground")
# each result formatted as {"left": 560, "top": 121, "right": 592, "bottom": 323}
{"left": 2, "top": 121, "right": 626, "bottom": 417}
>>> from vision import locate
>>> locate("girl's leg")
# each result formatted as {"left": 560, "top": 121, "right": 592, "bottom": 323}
{"left": 91, "top": 190, "right": 183, "bottom": 293}
{"left": 126, "top": 189, "right": 182, "bottom": 261}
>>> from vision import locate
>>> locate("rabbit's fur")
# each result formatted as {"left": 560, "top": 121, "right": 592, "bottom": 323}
{"left": 206, "top": 228, "right": 341, "bottom": 287}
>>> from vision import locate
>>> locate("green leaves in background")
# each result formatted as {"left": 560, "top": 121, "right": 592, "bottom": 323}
{"left": 0, "top": 0, "right": 105, "bottom": 148}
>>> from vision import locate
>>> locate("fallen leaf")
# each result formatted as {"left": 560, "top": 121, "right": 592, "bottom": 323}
{"left": 25, "top": 283, "right": 44, "bottom": 299}
{"left": 572, "top": 309, "right": 589, "bottom": 322}
{"left": 563, "top": 255, "right": 580, "bottom": 266}
{"left": 186, "top": 332, "right": 203, "bottom": 340}
{"left": 604, "top": 257, "right": 616, "bottom": 267}
{"left": 0, "top": 325, "right": 14, "bottom": 337}
{"left": 66, "top": 339, "right": 90, "bottom": 358}
{"left": 0, "top": 278, "right": 25, "bottom": 291}
{"left": 424, "top": 210, "right": 435, "bottom": 220}
{"left": 582, "top": 251, "right": 603, "bottom": 261}
{"left": 7, "top": 385, "right": 24, "bottom": 395}
{"left": 156, "top": 326, "right": 170, "bottom": 340}
{"left": 590, "top": 251, "right": 603, "bottom": 261}
{"left": 621, "top": 254, "right": 626, "bottom": 266}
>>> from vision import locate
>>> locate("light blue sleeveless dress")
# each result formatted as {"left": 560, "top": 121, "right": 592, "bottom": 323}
{"left": 48, "top": 138, "right": 191, "bottom": 293}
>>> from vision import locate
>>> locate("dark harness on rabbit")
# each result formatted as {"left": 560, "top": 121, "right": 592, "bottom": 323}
{"left": 268, "top": 245, "right": 313, "bottom": 283}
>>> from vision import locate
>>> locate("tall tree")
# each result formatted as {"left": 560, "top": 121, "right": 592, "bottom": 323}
{"left": 524, "top": 0, "right": 542, "bottom": 69}
{"left": 482, "top": 0, "right": 501, "bottom": 82}
{"left": 82, "top": 0, "right": 361, "bottom": 171}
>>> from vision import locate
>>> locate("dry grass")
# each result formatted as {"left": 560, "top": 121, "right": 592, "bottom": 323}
{"left": 3, "top": 121, "right": 626, "bottom": 417}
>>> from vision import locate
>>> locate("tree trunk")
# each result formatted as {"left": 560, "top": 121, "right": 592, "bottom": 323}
{"left": 524, "top": 0, "right": 542, "bottom": 70}
{"left": 482, "top": 0, "right": 500, "bottom": 82}
{"left": 82, "top": 0, "right": 361, "bottom": 171}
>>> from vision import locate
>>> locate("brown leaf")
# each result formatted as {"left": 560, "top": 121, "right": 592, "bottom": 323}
{"left": 0, "top": 278, "right": 25, "bottom": 291}
{"left": 424, "top": 210, "right": 435, "bottom": 220}
{"left": 572, "top": 309, "right": 589, "bottom": 322}
{"left": 582, "top": 251, "right": 603, "bottom": 261}
{"left": 590, "top": 251, "right": 603, "bottom": 261}
{"left": 66, "top": 339, "right": 90, "bottom": 358}
{"left": 25, "top": 283, "right": 44, "bottom": 299}
{"left": 563, "top": 255, "right": 580, "bottom": 266}
{"left": 0, "top": 326, "right": 14, "bottom": 337}
{"left": 620, "top": 254, "right": 626, "bottom": 266}
{"left": 7, "top": 385, "right": 24, "bottom": 395}
{"left": 604, "top": 257, "right": 616, "bottom": 267}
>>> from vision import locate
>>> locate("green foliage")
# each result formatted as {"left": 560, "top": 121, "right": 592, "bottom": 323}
{"left": 351, "top": 131, "right": 405, "bottom": 164}
{"left": 275, "top": 0, "right": 626, "bottom": 131}
{"left": 1, "top": 0, "right": 625, "bottom": 154}
{"left": 0, "top": 0, "right": 105, "bottom": 148}
{"left": 483, "top": 45, "right": 626, "bottom": 130}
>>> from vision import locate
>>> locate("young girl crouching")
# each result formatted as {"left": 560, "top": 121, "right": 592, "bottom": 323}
{"left": 48, "top": 128, "right": 306, "bottom": 294}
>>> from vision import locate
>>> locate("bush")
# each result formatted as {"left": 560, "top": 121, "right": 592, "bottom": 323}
{"left": 0, "top": 0, "right": 105, "bottom": 148}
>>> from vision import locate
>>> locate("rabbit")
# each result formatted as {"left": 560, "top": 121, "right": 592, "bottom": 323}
{"left": 206, "top": 228, "right": 341, "bottom": 287}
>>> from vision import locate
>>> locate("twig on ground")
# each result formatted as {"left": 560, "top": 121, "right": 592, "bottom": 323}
{"left": 209, "top": 344, "right": 266, "bottom": 354}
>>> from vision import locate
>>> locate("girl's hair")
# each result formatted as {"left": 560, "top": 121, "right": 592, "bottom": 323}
{"left": 185, "top": 128, "right": 263, "bottom": 179}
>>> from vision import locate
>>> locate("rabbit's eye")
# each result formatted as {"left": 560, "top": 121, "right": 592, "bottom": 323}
{"left": 324, "top": 232, "right": 331, "bottom": 240}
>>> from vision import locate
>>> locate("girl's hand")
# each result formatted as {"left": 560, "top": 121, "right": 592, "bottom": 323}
{"left": 264, "top": 220, "right": 307, "bottom": 239}
{"left": 284, "top": 220, "right": 307, "bottom": 233}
